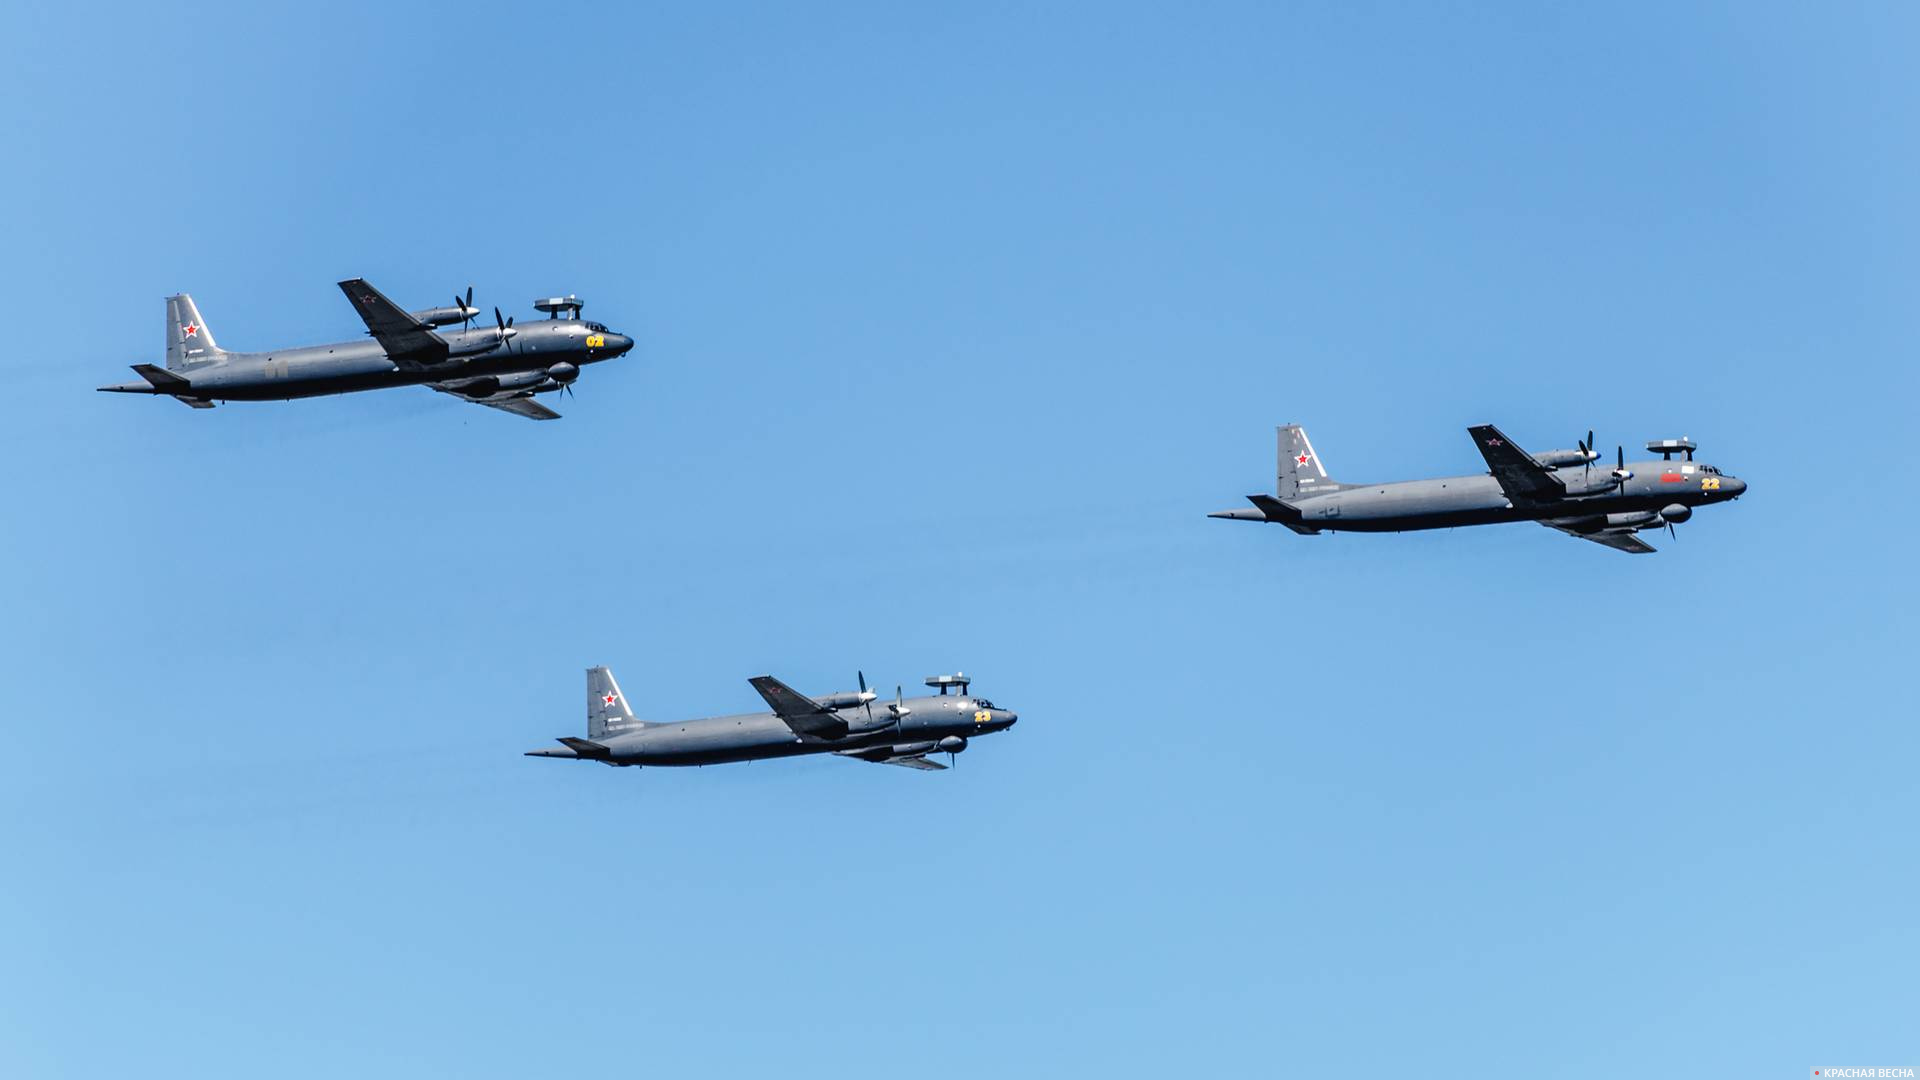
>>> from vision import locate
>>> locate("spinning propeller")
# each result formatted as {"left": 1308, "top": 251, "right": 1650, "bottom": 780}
{"left": 453, "top": 285, "right": 475, "bottom": 329}
{"left": 1578, "top": 429, "right": 1595, "bottom": 478}
{"left": 1611, "top": 445, "right": 1633, "bottom": 490}
{"left": 493, "top": 306, "right": 517, "bottom": 351}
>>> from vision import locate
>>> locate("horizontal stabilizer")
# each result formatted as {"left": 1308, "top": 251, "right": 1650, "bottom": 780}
{"left": 132, "top": 363, "right": 193, "bottom": 391}
{"left": 98, "top": 364, "right": 215, "bottom": 407}
{"left": 556, "top": 736, "right": 612, "bottom": 758}
{"left": 1207, "top": 494, "right": 1320, "bottom": 535}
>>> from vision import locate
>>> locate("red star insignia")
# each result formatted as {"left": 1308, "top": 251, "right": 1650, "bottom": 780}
{"left": 1296, "top": 454, "right": 1310, "bottom": 465}
{"left": 1486, "top": 438, "right": 1503, "bottom": 446}
{"left": 603, "top": 692, "right": 617, "bottom": 706}
{"left": 181, "top": 323, "right": 197, "bottom": 338}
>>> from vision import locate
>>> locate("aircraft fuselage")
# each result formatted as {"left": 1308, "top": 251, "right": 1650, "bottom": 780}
{"left": 1287, "top": 464, "right": 1746, "bottom": 533}
{"left": 148, "top": 320, "right": 633, "bottom": 402}
{"left": 533, "top": 694, "right": 1018, "bottom": 767}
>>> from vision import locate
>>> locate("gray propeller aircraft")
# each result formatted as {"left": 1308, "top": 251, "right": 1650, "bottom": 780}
{"left": 100, "top": 280, "right": 634, "bottom": 420}
{"left": 1211, "top": 424, "right": 1746, "bottom": 553}
{"left": 527, "top": 667, "right": 1019, "bottom": 771}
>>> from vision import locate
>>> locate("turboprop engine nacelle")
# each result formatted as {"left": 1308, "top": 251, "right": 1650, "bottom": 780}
{"left": 412, "top": 305, "right": 481, "bottom": 327}
{"left": 816, "top": 689, "right": 879, "bottom": 710}
{"left": 453, "top": 370, "right": 548, "bottom": 396}
{"left": 1606, "top": 511, "right": 1661, "bottom": 529}
{"left": 846, "top": 711, "right": 894, "bottom": 735}
{"left": 546, "top": 362, "right": 580, "bottom": 384}
{"left": 447, "top": 332, "right": 512, "bottom": 358}
{"left": 1659, "top": 503, "right": 1692, "bottom": 524}
{"left": 936, "top": 736, "right": 968, "bottom": 754}
{"left": 1533, "top": 448, "right": 1600, "bottom": 469}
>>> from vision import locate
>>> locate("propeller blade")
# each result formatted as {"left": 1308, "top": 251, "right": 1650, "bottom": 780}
{"left": 858, "top": 670, "right": 873, "bottom": 724}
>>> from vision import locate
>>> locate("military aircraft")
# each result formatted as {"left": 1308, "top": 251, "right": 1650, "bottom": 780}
{"left": 526, "top": 667, "right": 1019, "bottom": 771}
{"left": 99, "top": 280, "right": 634, "bottom": 420}
{"left": 1210, "top": 424, "right": 1746, "bottom": 553}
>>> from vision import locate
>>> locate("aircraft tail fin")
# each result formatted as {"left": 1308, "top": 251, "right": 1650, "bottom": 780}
{"left": 1277, "top": 424, "right": 1339, "bottom": 499}
{"left": 165, "top": 294, "right": 224, "bottom": 370}
{"left": 587, "top": 665, "right": 641, "bottom": 738}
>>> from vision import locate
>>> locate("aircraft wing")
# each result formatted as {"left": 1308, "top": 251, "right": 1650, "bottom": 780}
{"left": 749, "top": 676, "right": 850, "bottom": 739}
{"left": 338, "top": 278, "right": 450, "bottom": 368}
{"left": 833, "top": 748, "right": 948, "bottom": 770}
{"left": 426, "top": 383, "right": 562, "bottom": 420}
{"left": 869, "top": 754, "right": 946, "bottom": 770}
{"left": 1539, "top": 520, "right": 1659, "bottom": 554}
{"left": 1467, "top": 424, "right": 1564, "bottom": 504}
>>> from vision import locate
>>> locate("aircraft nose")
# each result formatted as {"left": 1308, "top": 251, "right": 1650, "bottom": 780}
{"left": 1002, "top": 711, "right": 1018, "bottom": 728}
{"left": 609, "top": 333, "right": 634, "bottom": 356}
{"left": 1726, "top": 476, "right": 1747, "bottom": 498}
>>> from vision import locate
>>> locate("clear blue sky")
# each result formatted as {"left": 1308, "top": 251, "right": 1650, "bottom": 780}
{"left": 2, "top": 3, "right": 1915, "bottom": 1076}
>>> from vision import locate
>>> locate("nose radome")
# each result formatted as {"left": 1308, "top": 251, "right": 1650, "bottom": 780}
{"left": 1727, "top": 477, "right": 1747, "bottom": 497}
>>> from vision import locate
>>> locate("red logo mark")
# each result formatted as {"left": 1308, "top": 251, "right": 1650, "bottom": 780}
{"left": 603, "top": 692, "right": 617, "bottom": 706}
{"left": 1296, "top": 453, "right": 1310, "bottom": 465}
{"left": 1661, "top": 473, "right": 1684, "bottom": 483}
{"left": 181, "top": 323, "right": 197, "bottom": 338}
{"left": 1485, "top": 438, "right": 1503, "bottom": 447}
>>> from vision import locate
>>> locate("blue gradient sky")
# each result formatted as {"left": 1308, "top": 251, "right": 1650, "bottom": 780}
{"left": 2, "top": 3, "right": 1916, "bottom": 1077}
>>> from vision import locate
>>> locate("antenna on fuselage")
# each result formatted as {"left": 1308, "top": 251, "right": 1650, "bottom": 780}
{"left": 534, "top": 295, "right": 584, "bottom": 321}
{"left": 925, "top": 673, "right": 969, "bottom": 696}
{"left": 1646, "top": 437, "right": 1697, "bottom": 462}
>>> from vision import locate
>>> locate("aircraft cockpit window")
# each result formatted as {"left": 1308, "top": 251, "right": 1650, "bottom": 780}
{"left": 973, "top": 698, "right": 996, "bottom": 709}
{"left": 584, "top": 321, "right": 607, "bottom": 333}
{"left": 1704, "top": 465, "right": 1720, "bottom": 475}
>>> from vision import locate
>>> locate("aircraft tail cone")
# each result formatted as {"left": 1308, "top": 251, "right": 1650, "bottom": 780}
{"left": 524, "top": 746, "right": 580, "bottom": 759}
